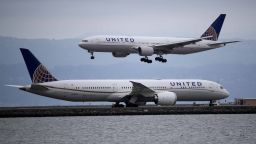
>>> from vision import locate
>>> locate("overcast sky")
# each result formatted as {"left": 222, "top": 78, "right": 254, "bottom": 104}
{"left": 0, "top": 0, "right": 256, "bottom": 39}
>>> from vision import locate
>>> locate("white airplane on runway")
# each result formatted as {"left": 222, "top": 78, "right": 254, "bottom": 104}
{"left": 7, "top": 48, "right": 229, "bottom": 107}
{"left": 79, "top": 14, "right": 239, "bottom": 63}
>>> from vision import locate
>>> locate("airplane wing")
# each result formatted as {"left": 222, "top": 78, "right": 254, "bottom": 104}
{"left": 208, "top": 41, "right": 240, "bottom": 46}
{"left": 122, "top": 81, "right": 156, "bottom": 105}
{"left": 130, "top": 81, "right": 155, "bottom": 97}
{"left": 153, "top": 36, "right": 212, "bottom": 52}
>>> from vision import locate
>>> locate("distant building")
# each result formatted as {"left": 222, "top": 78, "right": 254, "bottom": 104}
{"left": 235, "top": 98, "right": 256, "bottom": 106}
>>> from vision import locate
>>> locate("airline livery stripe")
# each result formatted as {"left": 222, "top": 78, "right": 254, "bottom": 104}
{"left": 42, "top": 85, "right": 214, "bottom": 94}
{"left": 43, "top": 85, "right": 130, "bottom": 94}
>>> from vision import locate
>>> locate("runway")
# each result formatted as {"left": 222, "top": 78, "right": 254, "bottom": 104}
{"left": 0, "top": 105, "right": 256, "bottom": 117}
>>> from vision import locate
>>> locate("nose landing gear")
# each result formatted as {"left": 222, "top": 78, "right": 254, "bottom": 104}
{"left": 89, "top": 51, "right": 95, "bottom": 59}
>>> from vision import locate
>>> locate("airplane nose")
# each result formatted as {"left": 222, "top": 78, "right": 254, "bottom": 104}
{"left": 78, "top": 42, "right": 84, "bottom": 48}
{"left": 223, "top": 89, "right": 230, "bottom": 98}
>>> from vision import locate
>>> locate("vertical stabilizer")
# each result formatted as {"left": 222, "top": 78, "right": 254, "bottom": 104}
{"left": 20, "top": 48, "right": 57, "bottom": 83}
{"left": 201, "top": 14, "right": 226, "bottom": 41}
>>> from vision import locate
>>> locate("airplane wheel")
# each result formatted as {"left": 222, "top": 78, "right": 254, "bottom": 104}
{"left": 155, "top": 57, "right": 166, "bottom": 63}
{"left": 125, "top": 103, "right": 139, "bottom": 107}
{"left": 91, "top": 56, "right": 95, "bottom": 59}
{"left": 162, "top": 59, "right": 167, "bottom": 63}
{"left": 141, "top": 58, "right": 152, "bottom": 63}
{"left": 112, "top": 102, "right": 125, "bottom": 108}
{"left": 112, "top": 104, "right": 124, "bottom": 108}
{"left": 209, "top": 100, "right": 215, "bottom": 106}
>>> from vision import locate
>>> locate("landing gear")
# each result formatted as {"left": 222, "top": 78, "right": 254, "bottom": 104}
{"left": 140, "top": 57, "right": 152, "bottom": 63}
{"left": 155, "top": 56, "right": 167, "bottom": 63}
{"left": 209, "top": 100, "right": 216, "bottom": 106}
{"left": 89, "top": 51, "right": 95, "bottom": 59}
{"left": 125, "top": 102, "right": 139, "bottom": 107}
{"left": 112, "top": 102, "right": 125, "bottom": 108}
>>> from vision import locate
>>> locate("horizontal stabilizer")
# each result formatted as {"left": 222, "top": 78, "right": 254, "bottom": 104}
{"left": 5, "top": 84, "right": 23, "bottom": 88}
{"left": 31, "top": 84, "right": 49, "bottom": 91}
{"left": 208, "top": 41, "right": 240, "bottom": 46}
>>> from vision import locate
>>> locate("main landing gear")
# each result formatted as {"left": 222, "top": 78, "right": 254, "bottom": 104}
{"left": 112, "top": 102, "right": 139, "bottom": 107}
{"left": 155, "top": 56, "right": 167, "bottom": 63}
{"left": 112, "top": 102, "right": 125, "bottom": 108}
{"left": 140, "top": 57, "right": 152, "bottom": 63}
{"left": 209, "top": 100, "right": 217, "bottom": 106}
{"left": 140, "top": 56, "right": 167, "bottom": 63}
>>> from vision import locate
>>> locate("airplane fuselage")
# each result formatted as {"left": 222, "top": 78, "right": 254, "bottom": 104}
{"left": 16, "top": 48, "right": 230, "bottom": 106}
{"left": 79, "top": 35, "right": 222, "bottom": 55}
{"left": 78, "top": 14, "right": 239, "bottom": 63}
{"left": 21, "top": 79, "right": 229, "bottom": 103}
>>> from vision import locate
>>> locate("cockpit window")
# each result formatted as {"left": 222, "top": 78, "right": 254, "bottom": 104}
{"left": 82, "top": 40, "right": 88, "bottom": 42}
{"left": 220, "top": 86, "right": 223, "bottom": 89}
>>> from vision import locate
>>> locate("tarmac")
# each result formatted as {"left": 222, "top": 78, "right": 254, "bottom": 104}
{"left": 0, "top": 105, "right": 256, "bottom": 117}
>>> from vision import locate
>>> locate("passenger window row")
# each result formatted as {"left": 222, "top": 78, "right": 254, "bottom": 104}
{"left": 78, "top": 86, "right": 111, "bottom": 90}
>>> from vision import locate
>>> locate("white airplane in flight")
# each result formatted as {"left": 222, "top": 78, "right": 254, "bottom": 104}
{"left": 7, "top": 48, "right": 229, "bottom": 107}
{"left": 79, "top": 14, "right": 239, "bottom": 63}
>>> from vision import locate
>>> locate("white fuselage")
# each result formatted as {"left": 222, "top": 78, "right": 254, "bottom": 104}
{"left": 79, "top": 35, "right": 222, "bottom": 55}
{"left": 22, "top": 79, "right": 229, "bottom": 103}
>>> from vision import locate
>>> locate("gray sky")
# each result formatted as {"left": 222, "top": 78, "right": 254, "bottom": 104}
{"left": 0, "top": 0, "right": 256, "bottom": 39}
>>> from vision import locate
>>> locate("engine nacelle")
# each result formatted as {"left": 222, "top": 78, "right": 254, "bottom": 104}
{"left": 112, "top": 52, "right": 130, "bottom": 57}
{"left": 154, "top": 92, "right": 177, "bottom": 106}
{"left": 138, "top": 46, "right": 154, "bottom": 56}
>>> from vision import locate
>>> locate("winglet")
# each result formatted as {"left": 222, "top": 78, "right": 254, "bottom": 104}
{"left": 201, "top": 14, "right": 226, "bottom": 41}
{"left": 20, "top": 48, "right": 57, "bottom": 83}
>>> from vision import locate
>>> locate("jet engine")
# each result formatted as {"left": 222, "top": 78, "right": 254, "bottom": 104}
{"left": 112, "top": 52, "right": 130, "bottom": 57}
{"left": 138, "top": 46, "right": 154, "bottom": 56}
{"left": 154, "top": 92, "right": 177, "bottom": 106}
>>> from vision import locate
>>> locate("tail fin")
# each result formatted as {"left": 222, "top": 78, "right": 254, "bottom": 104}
{"left": 20, "top": 48, "right": 57, "bottom": 83}
{"left": 201, "top": 14, "right": 226, "bottom": 41}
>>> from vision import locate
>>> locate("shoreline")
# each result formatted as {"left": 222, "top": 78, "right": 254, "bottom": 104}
{"left": 0, "top": 106, "right": 255, "bottom": 118}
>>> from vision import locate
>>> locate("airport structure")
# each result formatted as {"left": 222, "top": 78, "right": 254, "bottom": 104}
{"left": 235, "top": 98, "right": 256, "bottom": 106}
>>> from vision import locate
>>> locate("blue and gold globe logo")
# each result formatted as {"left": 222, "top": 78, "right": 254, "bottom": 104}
{"left": 32, "top": 64, "right": 57, "bottom": 83}
{"left": 202, "top": 26, "right": 217, "bottom": 41}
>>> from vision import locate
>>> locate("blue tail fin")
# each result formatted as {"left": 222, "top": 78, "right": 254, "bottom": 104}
{"left": 20, "top": 48, "right": 57, "bottom": 83}
{"left": 201, "top": 14, "right": 226, "bottom": 41}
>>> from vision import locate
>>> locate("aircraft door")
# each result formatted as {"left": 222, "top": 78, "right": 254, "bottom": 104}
{"left": 112, "top": 83, "right": 118, "bottom": 92}
{"left": 208, "top": 83, "right": 215, "bottom": 92}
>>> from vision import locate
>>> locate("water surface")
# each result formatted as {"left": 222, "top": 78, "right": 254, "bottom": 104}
{"left": 0, "top": 114, "right": 256, "bottom": 144}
